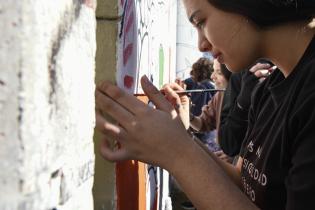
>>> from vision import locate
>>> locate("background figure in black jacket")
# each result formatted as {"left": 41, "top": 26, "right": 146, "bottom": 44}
{"left": 218, "top": 59, "right": 274, "bottom": 156}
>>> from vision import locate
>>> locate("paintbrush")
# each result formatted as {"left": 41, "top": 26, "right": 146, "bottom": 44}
{"left": 133, "top": 88, "right": 225, "bottom": 97}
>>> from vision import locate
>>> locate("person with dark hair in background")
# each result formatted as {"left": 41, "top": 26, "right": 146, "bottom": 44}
{"left": 184, "top": 57, "right": 215, "bottom": 118}
{"left": 96, "top": 0, "right": 315, "bottom": 209}
{"left": 181, "top": 58, "right": 230, "bottom": 210}
{"left": 183, "top": 57, "right": 217, "bottom": 151}
{"left": 189, "top": 59, "right": 231, "bottom": 156}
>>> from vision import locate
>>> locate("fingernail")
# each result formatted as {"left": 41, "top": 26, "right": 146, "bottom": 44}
{"left": 141, "top": 75, "right": 150, "bottom": 85}
{"left": 141, "top": 75, "right": 160, "bottom": 94}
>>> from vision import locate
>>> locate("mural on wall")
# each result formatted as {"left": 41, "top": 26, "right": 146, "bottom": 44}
{"left": 117, "top": 0, "right": 176, "bottom": 93}
{"left": 117, "top": 0, "right": 138, "bottom": 92}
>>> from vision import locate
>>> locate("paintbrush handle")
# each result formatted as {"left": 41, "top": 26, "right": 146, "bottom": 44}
{"left": 134, "top": 88, "right": 225, "bottom": 96}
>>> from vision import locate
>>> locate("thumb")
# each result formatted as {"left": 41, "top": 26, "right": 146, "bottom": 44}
{"left": 140, "top": 75, "right": 174, "bottom": 113}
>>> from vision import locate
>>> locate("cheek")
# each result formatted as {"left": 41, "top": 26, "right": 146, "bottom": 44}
{"left": 225, "top": 25, "right": 260, "bottom": 71}
{"left": 222, "top": 79, "right": 228, "bottom": 87}
{"left": 218, "top": 76, "right": 225, "bottom": 84}
{"left": 204, "top": 20, "right": 227, "bottom": 47}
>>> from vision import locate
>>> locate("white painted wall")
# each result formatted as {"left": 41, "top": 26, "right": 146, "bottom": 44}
{"left": 176, "top": 0, "right": 210, "bottom": 80}
{"left": 0, "top": 1, "right": 96, "bottom": 209}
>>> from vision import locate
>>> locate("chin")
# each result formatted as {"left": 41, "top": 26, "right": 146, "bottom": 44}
{"left": 225, "top": 61, "right": 250, "bottom": 73}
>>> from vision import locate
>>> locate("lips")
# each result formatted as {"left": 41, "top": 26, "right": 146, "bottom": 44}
{"left": 212, "top": 53, "right": 220, "bottom": 59}
{"left": 212, "top": 52, "right": 221, "bottom": 59}
{"left": 212, "top": 52, "right": 223, "bottom": 63}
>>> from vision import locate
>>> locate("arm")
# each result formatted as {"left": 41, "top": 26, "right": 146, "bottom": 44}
{"left": 171, "top": 138, "right": 256, "bottom": 210}
{"left": 193, "top": 135, "right": 242, "bottom": 186}
{"left": 96, "top": 75, "right": 258, "bottom": 210}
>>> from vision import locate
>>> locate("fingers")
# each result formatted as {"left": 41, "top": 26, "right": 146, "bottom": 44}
{"left": 214, "top": 150, "right": 224, "bottom": 157}
{"left": 214, "top": 150, "right": 232, "bottom": 162}
{"left": 175, "top": 78, "right": 185, "bottom": 88}
{"left": 100, "top": 137, "right": 129, "bottom": 162}
{"left": 255, "top": 69, "right": 270, "bottom": 78}
{"left": 96, "top": 80, "right": 149, "bottom": 115}
{"left": 95, "top": 113, "right": 128, "bottom": 141}
{"left": 249, "top": 63, "right": 271, "bottom": 78}
{"left": 95, "top": 111, "right": 109, "bottom": 133}
{"left": 96, "top": 80, "right": 154, "bottom": 129}
{"left": 249, "top": 62, "right": 277, "bottom": 80}
{"left": 163, "top": 83, "right": 191, "bottom": 113}
{"left": 95, "top": 88, "right": 134, "bottom": 129}
{"left": 249, "top": 63, "right": 270, "bottom": 73}
{"left": 162, "top": 83, "right": 189, "bottom": 104}
{"left": 141, "top": 75, "right": 175, "bottom": 113}
{"left": 96, "top": 116, "right": 130, "bottom": 161}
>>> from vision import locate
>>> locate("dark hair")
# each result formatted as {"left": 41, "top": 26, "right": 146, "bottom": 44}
{"left": 220, "top": 64, "right": 232, "bottom": 81}
{"left": 190, "top": 57, "right": 214, "bottom": 82}
{"left": 207, "top": 0, "right": 315, "bottom": 27}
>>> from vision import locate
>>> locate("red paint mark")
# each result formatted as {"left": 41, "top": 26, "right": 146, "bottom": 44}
{"left": 84, "top": 0, "right": 95, "bottom": 9}
{"left": 124, "top": 75, "right": 134, "bottom": 89}
{"left": 123, "top": 43, "right": 133, "bottom": 66}
{"left": 125, "top": 11, "right": 134, "bottom": 34}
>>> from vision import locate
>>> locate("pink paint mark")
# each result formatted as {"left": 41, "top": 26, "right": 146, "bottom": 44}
{"left": 124, "top": 75, "right": 134, "bottom": 89}
{"left": 84, "top": 0, "right": 95, "bottom": 9}
{"left": 126, "top": 0, "right": 133, "bottom": 13}
{"left": 124, "top": 11, "right": 134, "bottom": 35}
{"left": 123, "top": 43, "right": 133, "bottom": 66}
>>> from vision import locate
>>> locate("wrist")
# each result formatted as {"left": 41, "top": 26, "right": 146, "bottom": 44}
{"left": 237, "top": 101, "right": 245, "bottom": 110}
{"left": 236, "top": 95, "right": 250, "bottom": 111}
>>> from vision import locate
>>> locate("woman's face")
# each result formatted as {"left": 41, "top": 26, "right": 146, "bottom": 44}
{"left": 211, "top": 60, "right": 228, "bottom": 89}
{"left": 182, "top": 0, "right": 262, "bottom": 72}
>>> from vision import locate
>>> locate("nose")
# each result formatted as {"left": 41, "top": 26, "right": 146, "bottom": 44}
{"left": 211, "top": 71, "right": 216, "bottom": 81}
{"left": 198, "top": 31, "right": 211, "bottom": 52}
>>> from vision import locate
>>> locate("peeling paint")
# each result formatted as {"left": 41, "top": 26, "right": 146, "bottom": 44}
{"left": 48, "top": 2, "right": 83, "bottom": 105}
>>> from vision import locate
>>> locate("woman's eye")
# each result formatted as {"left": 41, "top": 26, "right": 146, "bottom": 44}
{"left": 196, "top": 20, "right": 205, "bottom": 29}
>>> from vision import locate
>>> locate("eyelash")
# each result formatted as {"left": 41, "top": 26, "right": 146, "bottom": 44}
{"left": 196, "top": 20, "right": 205, "bottom": 29}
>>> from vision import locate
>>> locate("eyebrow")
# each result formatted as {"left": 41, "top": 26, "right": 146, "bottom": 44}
{"left": 189, "top": 10, "right": 201, "bottom": 24}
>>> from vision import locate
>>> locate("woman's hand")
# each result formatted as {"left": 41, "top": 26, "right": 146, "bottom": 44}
{"left": 162, "top": 82, "right": 190, "bottom": 129}
{"left": 214, "top": 150, "right": 233, "bottom": 163}
{"left": 95, "top": 75, "right": 191, "bottom": 169}
{"left": 249, "top": 62, "right": 275, "bottom": 82}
